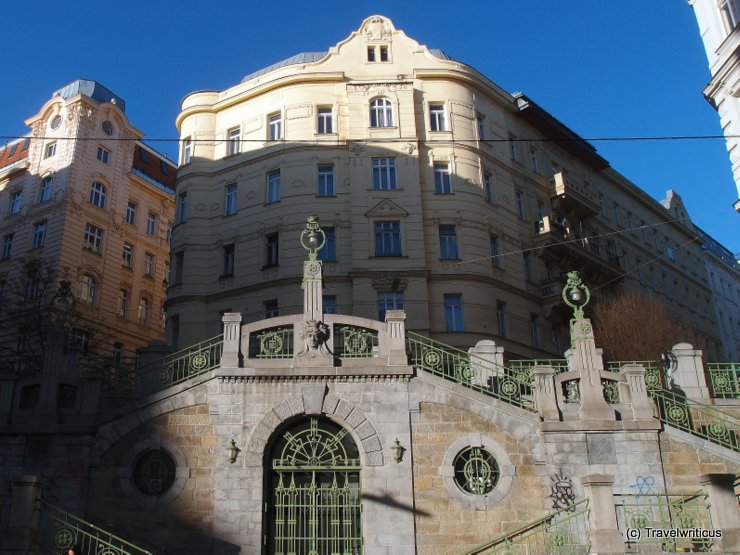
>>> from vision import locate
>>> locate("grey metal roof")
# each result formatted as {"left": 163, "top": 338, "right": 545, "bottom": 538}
{"left": 53, "top": 79, "right": 126, "bottom": 111}
{"left": 429, "top": 49, "right": 452, "bottom": 60}
{"left": 241, "top": 52, "right": 328, "bottom": 83}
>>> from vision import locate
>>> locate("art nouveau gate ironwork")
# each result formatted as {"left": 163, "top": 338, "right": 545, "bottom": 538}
{"left": 266, "top": 417, "right": 362, "bottom": 555}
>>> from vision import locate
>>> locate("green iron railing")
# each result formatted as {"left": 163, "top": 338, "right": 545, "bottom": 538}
{"left": 464, "top": 499, "right": 590, "bottom": 554}
{"left": 652, "top": 388, "right": 739, "bottom": 451}
{"left": 249, "top": 326, "right": 294, "bottom": 359}
{"left": 38, "top": 502, "right": 152, "bottom": 555}
{"left": 508, "top": 359, "right": 569, "bottom": 375}
{"left": 706, "top": 362, "right": 740, "bottom": 399}
{"left": 607, "top": 361, "right": 664, "bottom": 392}
{"left": 334, "top": 325, "right": 379, "bottom": 358}
{"left": 615, "top": 492, "right": 713, "bottom": 552}
{"left": 406, "top": 331, "right": 536, "bottom": 412}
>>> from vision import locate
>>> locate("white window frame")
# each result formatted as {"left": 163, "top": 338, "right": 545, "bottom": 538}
{"left": 40, "top": 177, "right": 53, "bottom": 202}
{"left": 374, "top": 221, "right": 401, "bottom": 256}
{"left": 227, "top": 127, "right": 241, "bottom": 156}
{"left": 429, "top": 104, "right": 447, "bottom": 132}
{"left": 138, "top": 298, "right": 150, "bottom": 325}
{"left": 118, "top": 289, "right": 129, "bottom": 318}
{"left": 439, "top": 225, "right": 459, "bottom": 260}
{"left": 97, "top": 146, "right": 111, "bottom": 164}
{"left": 225, "top": 183, "right": 238, "bottom": 215}
{"left": 32, "top": 221, "right": 46, "bottom": 249}
{"left": 268, "top": 113, "right": 282, "bottom": 141}
{"left": 45, "top": 142, "right": 56, "bottom": 159}
{"left": 182, "top": 137, "right": 192, "bottom": 164}
{"left": 84, "top": 224, "right": 103, "bottom": 254}
{"left": 444, "top": 294, "right": 464, "bottom": 332}
{"left": 146, "top": 212, "right": 157, "bottom": 235}
{"left": 317, "top": 107, "right": 333, "bottom": 134}
{"left": 78, "top": 274, "right": 97, "bottom": 306}
{"left": 318, "top": 165, "right": 334, "bottom": 197}
{"left": 377, "top": 291, "right": 404, "bottom": 321}
{"left": 90, "top": 182, "right": 107, "bottom": 209}
{"left": 372, "top": 158, "right": 397, "bottom": 190}
{"left": 144, "top": 252, "right": 155, "bottom": 277}
{"left": 369, "top": 98, "right": 393, "bottom": 128}
{"left": 267, "top": 170, "right": 281, "bottom": 203}
{"left": 123, "top": 243, "right": 134, "bottom": 269}
{"left": 434, "top": 163, "right": 452, "bottom": 193}
{"left": 126, "top": 201, "right": 137, "bottom": 225}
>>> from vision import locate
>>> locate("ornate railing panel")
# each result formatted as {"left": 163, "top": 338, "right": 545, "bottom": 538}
{"left": 607, "top": 361, "right": 664, "bottom": 392}
{"left": 602, "top": 379, "right": 620, "bottom": 404}
{"left": 465, "top": 499, "right": 590, "bottom": 554}
{"left": 508, "top": 359, "right": 569, "bottom": 375}
{"left": 38, "top": 502, "right": 152, "bottom": 554}
{"left": 615, "top": 492, "right": 713, "bottom": 552}
{"left": 706, "top": 362, "right": 740, "bottom": 399}
{"left": 406, "top": 332, "right": 536, "bottom": 412}
{"left": 333, "top": 325, "right": 379, "bottom": 358}
{"left": 652, "top": 389, "right": 739, "bottom": 451}
{"left": 248, "top": 326, "right": 294, "bottom": 359}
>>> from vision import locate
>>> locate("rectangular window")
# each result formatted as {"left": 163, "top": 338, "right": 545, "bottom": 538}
{"left": 45, "top": 142, "right": 56, "bottom": 158}
{"left": 496, "top": 300, "right": 507, "bottom": 337}
{"left": 267, "top": 170, "right": 281, "bottom": 203}
{"left": 177, "top": 192, "right": 187, "bottom": 223}
{"left": 372, "top": 158, "right": 397, "bottom": 189}
{"left": 317, "top": 107, "right": 333, "bottom": 134}
{"left": 118, "top": 290, "right": 128, "bottom": 317}
{"left": 227, "top": 127, "right": 241, "bottom": 156}
{"left": 265, "top": 233, "right": 279, "bottom": 267}
{"left": 318, "top": 165, "right": 334, "bottom": 196}
{"left": 174, "top": 251, "right": 184, "bottom": 283}
{"left": 323, "top": 295, "right": 337, "bottom": 314}
{"left": 367, "top": 46, "right": 376, "bottom": 62}
{"left": 84, "top": 224, "right": 103, "bottom": 254}
{"left": 477, "top": 115, "right": 485, "bottom": 140}
{"left": 222, "top": 244, "right": 235, "bottom": 276}
{"left": 490, "top": 235, "right": 500, "bottom": 267}
{"left": 374, "top": 221, "right": 401, "bottom": 256}
{"left": 225, "top": 183, "right": 238, "bottom": 215}
{"left": 508, "top": 136, "right": 518, "bottom": 161}
{"left": 429, "top": 104, "right": 447, "bottom": 131}
{"left": 182, "top": 137, "right": 192, "bottom": 164}
{"left": 268, "top": 113, "right": 282, "bottom": 141}
{"left": 434, "top": 163, "right": 452, "bottom": 193}
{"left": 530, "top": 313, "right": 540, "bottom": 348}
{"left": 147, "top": 212, "right": 157, "bottom": 235}
{"left": 529, "top": 147, "right": 539, "bottom": 173}
{"left": 444, "top": 294, "right": 464, "bottom": 332}
{"left": 164, "top": 261, "right": 170, "bottom": 284}
{"left": 97, "top": 146, "right": 110, "bottom": 164}
{"left": 2, "top": 234, "right": 14, "bottom": 259}
{"left": 515, "top": 190, "right": 526, "bottom": 220}
{"left": 484, "top": 173, "right": 493, "bottom": 203}
{"left": 552, "top": 324, "right": 562, "bottom": 354}
{"left": 10, "top": 191, "right": 22, "bottom": 215}
{"left": 379, "top": 45, "right": 389, "bottom": 61}
{"left": 40, "top": 177, "right": 53, "bottom": 202}
{"left": 126, "top": 201, "right": 137, "bottom": 225}
{"left": 143, "top": 252, "right": 154, "bottom": 277}
{"left": 160, "top": 160, "right": 170, "bottom": 175}
{"left": 439, "top": 225, "right": 459, "bottom": 259}
{"left": 139, "top": 148, "right": 150, "bottom": 162}
{"left": 167, "top": 224, "right": 173, "bottom": 245}
{"left": 523, "top": 252, "right": 533, "bottom": 281}
{"left": 378, "top": 291, "right": 404, "bottom": 321}
{"left": 123, "top": 243, "right": 133, "bottom": 268}
{"left": 32, "top": 221, "right": 46, "bottom": 248}
{"left": 318, "top": 227, "right": 336, "bottom": 262}
{"left": 265, "top": 299, "right": 279, "bottom": 318}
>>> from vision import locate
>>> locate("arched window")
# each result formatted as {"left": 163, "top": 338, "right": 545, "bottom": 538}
{"left": 369, "top": 97, "right": 393, "bottom": 128}
{"left": 78, "top": 274, "right": 97, "bottom": 305}
{"left": 90, "top": 181, "right": 107, "bottom": 208}
{"left": 265, "top": 417, "right": 362, "bottom": 554}
{"left": 138, "top": 297, "right": 149, "bottom": 325}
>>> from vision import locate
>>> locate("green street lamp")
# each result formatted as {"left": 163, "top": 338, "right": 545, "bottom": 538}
{"left": 562, "top": 271, "right": 590, "bottom": 320}
{"left": 300, "top": 216, "right": 326, "bottom": 261}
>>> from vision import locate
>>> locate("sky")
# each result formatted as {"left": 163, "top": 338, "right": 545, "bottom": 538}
{"left": 3, "top": 0, "right": 739, "bottom": 254}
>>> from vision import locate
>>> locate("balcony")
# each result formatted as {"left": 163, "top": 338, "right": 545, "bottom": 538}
{"left": 549, "top": 171, "right": 600, "bottom": 219}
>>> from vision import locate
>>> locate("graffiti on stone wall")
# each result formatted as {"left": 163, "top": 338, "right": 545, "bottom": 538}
{"left": 549, "top": 473, "right": 576, "bottom": 511}
{"left": 629, "top": 475, "right": 656, "bottom": 495}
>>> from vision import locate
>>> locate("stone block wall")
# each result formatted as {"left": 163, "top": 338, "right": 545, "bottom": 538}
{"left": 659, "top": 434, "right": 740, "bottom": 491}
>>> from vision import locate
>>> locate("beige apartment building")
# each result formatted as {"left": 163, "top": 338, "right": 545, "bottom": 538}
{"left": 0, "top": 80, "right": 175, "bottom": 371}
{"left": 169, "top": 15, "right": 722, "bottom": 359}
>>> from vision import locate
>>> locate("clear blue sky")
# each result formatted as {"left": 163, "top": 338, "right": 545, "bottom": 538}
{"left": 4, "top": 0, "right": 739, "bottom": 254}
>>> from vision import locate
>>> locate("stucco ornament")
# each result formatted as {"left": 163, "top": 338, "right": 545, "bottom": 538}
{"left": 298, "top": 319, "right": 332, "bottom": 358}
{"left": 363, "top": 16, "right": 392, "bottom": 40}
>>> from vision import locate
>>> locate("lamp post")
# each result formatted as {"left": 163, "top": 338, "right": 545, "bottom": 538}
{"left": 561, "top": 271, "right": 590, "bottom": 321}
{"left": 300, "top": 216, "right": 326, "bottom": 261}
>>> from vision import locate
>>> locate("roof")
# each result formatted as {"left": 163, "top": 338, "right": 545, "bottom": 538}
{"left": 0, "top": 137, "right": 30, "bottom": 170}
{"left": 132, "top": 143, "right": 177, "bottom": 191}
{"left": 53, "top": 80, "right": 126, "bottom": 112}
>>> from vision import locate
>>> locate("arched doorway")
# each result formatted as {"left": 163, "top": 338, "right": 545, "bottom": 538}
{"left": 265, "top": 417, "right": 362, "bottom": 554}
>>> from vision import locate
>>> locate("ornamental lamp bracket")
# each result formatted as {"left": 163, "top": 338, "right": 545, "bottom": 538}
{"left": 300, "top": 216, "right": 326, "bottom": 261}
{"left": 561, "top": 271, "right": 590, "bottom": 321}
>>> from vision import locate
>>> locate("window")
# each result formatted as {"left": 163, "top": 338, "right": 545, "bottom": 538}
{"left": 139, "top": 148, "right": 150, "bottom": 162}
{"left": 268, "top": 113, "right": 282, "bottom": 141}
{"left": 45, "top": 142, "right": 57, "bottom": 158}
{"left": 378, "top": 291, "right": 404, "bottom": 321}
{"left": 484, "top": 173, "right": 493, "bottom": 203}
{"left": 515, "top": 190, "right": 526, "bottom": 220}
{"left": 318, "top": 165, "right": 334, "bottom": 196}
{"left": 164, "top": 261, "right": 170, "bottom": 284}
{"left": 10, "top": 191, "right": 22, "bottom": 215}
{"left": 496, "top": 300, "right": 507, "bottom": 337}
{"left": 367, "top": 46, "right": 376, "bottom": 62}
{"left": 667, "top": 246, "right": 675, "bottom": 261}
{"left": 265, "top": 233, "right": 279, "bottom": 267}
{"left": 369, "top": 98, "right": 393, "bottom": 127}
{"left": 267, "top": 170, "right": 280, "bottom": 203}
{"left": 429, "top": 104, "right": 447, "bottom": 131}
{"left": 318, "top": 227, "right": 336, "bottom": 262}
{"left": 434, "top": 163, "right": 452, "bottom": 193}
{"left": 529, "top": 147, "right": 539, "bottom": 173}
{"left": 439, "top": 225, "right": 459, "bottom": 259}
{"left": 265, "top": 299, "right": 279, "bottom": 318}
{"left": 144, "top": 252, "right": 155, "bottom": 277}
{"left": 372, "top": 158, "right": 397, "bottom": 189}
{"left": 379, "top": 45, "right": 389, "bottom": 61}
{"left": 40, "top": 177, "right": 53, "bottom": 202}
{"left": 720, "top": 0, "right": 739, "bottom": 32}
{"left": 490, "top": 235, "right": 500, "bottom": 267}
{"left": 223, "top": 183, "right": 238, "bottom": 216}
{"left": 551, "top": 324, "right": 562, "bottom": 354}
{"left": 173, "top": 251, "right": 184, "bottom": 283}
{"left": 72, "top": 329, "right": 91, "bottom": 355}
{"left": 453, "top": 447, "right": 499, "bottom": 495}
{"left": 32, "top": 221, "right": 46, "bottom": 248}
{"left": 477, "top": 115, "right": 486, "bottom": 140}
{"left": 97, "top": 146, "right": 111, "bottom": 164}
{"left": 160, "top": 160, "right": 170, "bottom": 175}
{"left": 222, "top": 244, "right": 235, "bottom": 276}
{"left": 374, "top": 221, "right": 401, "bottom": 256}
{"left": 2, "top": 234, "right": 13, "bottom": 259}
{"left": 227, "top": 127, "right": 241, "bottom": 156}
{"left": 122, "top": 243, "right": 133, "bottom": 269}
{"left": 530, "top": 314, "right": 540, "bottom": 348}
{"left": 508, "top": 136, "right": 517, "bottom": 161}
{"left": 146, "top": 212, "right": 157, "bottom": 235}
{"left": 89, "top": 182, "right": 106, "bottom": 208}
{"left": 84, "top": 224, "right": 103, "bottom": 254}
{"left": 113, "top": 342, "right": 124, "bottom": 364}
{"left": 138, "top": 298, "right": 150, "bottom": 325}
{"left": 323, "top": 295, "right": 337, "bottom": 314}
{"left": 177, "top": 192, "right": 187, "bottom": 223}
{"left": 182, "top": 137, "right": 192, "bottom": 164}
{"left": 25, "top": 270, "right": 40, "bottom": 299}
{"left": 444, "top": 294, "right": 464, "bottom": 332}
{"left": 118, "top": 290, "right": 129, "bottom": 318}
{"left": 78, "top": 274, "right": 97, "bottom": 305}
{"left": 317, "top": 107, "right": 333, "bottom": 134}
{"left": 523, "top": 252, "right": 533, "bottom": 282}
{"left": 126, "top": 201, "right": 137, "bottom": 225}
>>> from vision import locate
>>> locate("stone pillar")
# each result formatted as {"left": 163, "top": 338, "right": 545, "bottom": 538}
{"left": 468, "top": 340, "right": 505, "bottom": 389}
{"left": 669, "top": 343, "right": 710, "bottom": 400}
{"left": 221, "top": 312, "right": 242, "bottom": 368}
{"left": 1, "top": 475, "right": 44, "bottom": 553}
{"left": 621, "top": 364, "right": 656, "bottom": 420}
{"left": 581, "top": 474, "right": 624, "bottom": 554}
{"left": 385, "top": 310, "right": 407, "bottom": 366}
{"left": 567, "top": 318, "right": 615, "bottom": 422}
{"left": 698, "top": 473, "right": 740, "bottom": 552}
{"left": 532, "top": 366, "right": 560, "bottom": 421}
{"left": 303, "top": 260, "right": 323, "bottom": 321}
